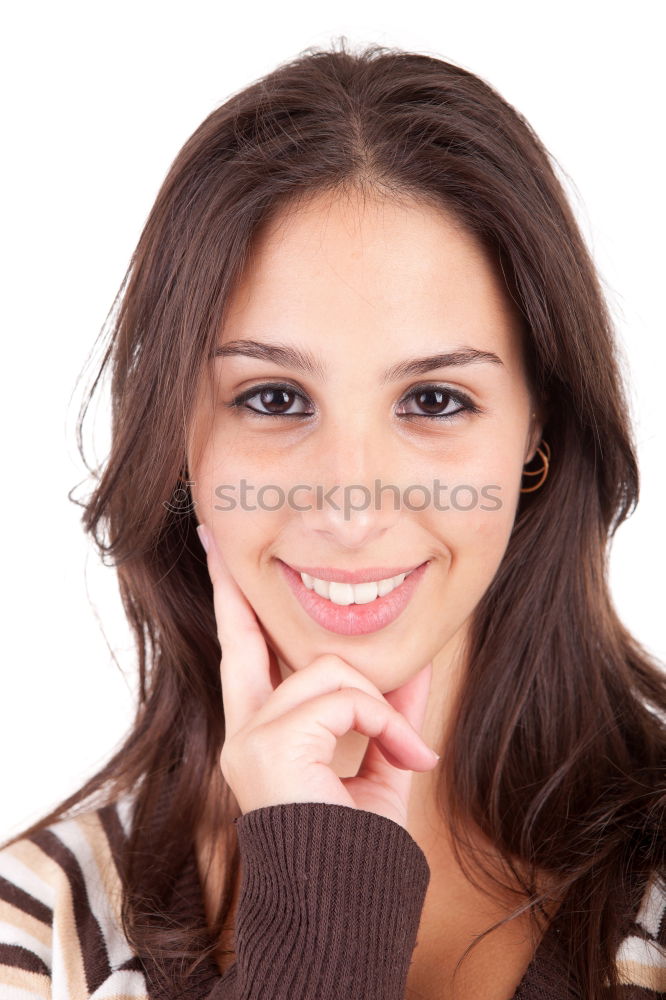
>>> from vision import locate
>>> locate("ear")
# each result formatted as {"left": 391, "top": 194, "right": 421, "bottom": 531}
{"left": 524, "top": 403, "right": 547, "bottom": 464}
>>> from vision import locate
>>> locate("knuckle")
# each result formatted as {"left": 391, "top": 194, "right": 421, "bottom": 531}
{"left": 219, "top": 731, "right": 240, "bottom": 764}
{"left": 308, "top": 655, "right": 384, "bottom": 698}
{"left": 308, "top": 652, "right": 351, "bottom": 671}
{"left": 336, "top": 685, "right": 381, "bottom": 715}
{"left": 243, "top": 723, "right": 274, "bottom": 758}
{"left": 219, "top": 730, "right": 246, "bottom": 770}
{"left": 219, "top": 727, "right": 268, "bottom": 783}
{"left": 218, "top": 745, "right": 234, "bottom": 782}
{"left": 340, "top": 682, "right": 386, "bottom": 711}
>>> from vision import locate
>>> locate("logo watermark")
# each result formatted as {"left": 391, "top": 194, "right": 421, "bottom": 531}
{"left": 164, "top": 478, "right": 503, "bottom": 519}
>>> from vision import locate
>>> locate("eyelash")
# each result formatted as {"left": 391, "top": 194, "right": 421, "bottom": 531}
{"left": 225, "top": 381, "right": 482, "bottom": 423}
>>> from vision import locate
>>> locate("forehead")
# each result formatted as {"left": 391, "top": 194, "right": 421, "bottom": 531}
{"left": 221, "top": 189, "right": 526, "bottom": 374}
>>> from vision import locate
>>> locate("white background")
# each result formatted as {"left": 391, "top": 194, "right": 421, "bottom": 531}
{"left": 2, "top": 0, "right": 664, "bottom": 840}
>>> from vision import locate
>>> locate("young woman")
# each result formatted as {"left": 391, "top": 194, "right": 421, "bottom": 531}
{"left": 1, "top": 39, "right": 664, "bottom": 1000}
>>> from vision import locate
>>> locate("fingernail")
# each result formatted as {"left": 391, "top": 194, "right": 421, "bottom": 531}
{"left": 428, "top": 748, "right": 440, "bottom": 761}
{"left": 197, "top": 524, "right": 210, "bottom": 553}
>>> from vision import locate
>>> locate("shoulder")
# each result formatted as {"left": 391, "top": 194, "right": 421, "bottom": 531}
{"left": 0, "top": 794, "right": 148, "bottom": 999}
{"left": 615, "top": 870, "right": 666, "bottom": 993}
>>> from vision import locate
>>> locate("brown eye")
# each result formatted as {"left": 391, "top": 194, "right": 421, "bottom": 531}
{"left": 227, "top": 383, "right": 314, "bottom": 417}
{"left": 256, "top": 388, "right": 295, "bottom": 414}
{"left": 413, "top": 388, "right": 457, "bottom": 416}
{"left": 398, "top": 385, "right": 479, "bottom": 422}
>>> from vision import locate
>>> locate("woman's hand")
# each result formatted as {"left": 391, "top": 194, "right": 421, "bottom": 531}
{"left": 197, "top": 524, "right": 439, "bottom": 830}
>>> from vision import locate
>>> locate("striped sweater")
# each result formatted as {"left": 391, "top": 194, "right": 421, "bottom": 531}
{"left": 1, "top": 795, "right": 665, "bottom": 998}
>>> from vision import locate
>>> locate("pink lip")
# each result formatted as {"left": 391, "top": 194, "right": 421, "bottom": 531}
{"left": 277, "top": 559, "right": 430, "bottom": 636}
{"left": 282, "top": 562, "right": 425, "bottom": 584}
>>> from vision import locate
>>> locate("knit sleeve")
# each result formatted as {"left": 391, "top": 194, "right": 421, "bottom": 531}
{"left": 206, "top": 801, "right": 431, "bottom": 1000}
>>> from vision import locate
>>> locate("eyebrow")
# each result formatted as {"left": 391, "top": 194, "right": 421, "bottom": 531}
{"left": 213, "top": 340, "right": 503, "bottom": 382}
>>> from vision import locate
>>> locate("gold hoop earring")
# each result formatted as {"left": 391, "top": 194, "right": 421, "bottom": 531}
{"left": 520, "top": 439, "right": 550, "bottom": 493}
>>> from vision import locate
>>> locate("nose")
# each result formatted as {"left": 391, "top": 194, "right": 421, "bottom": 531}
{"left": 297, "top": 426, "right": 403, "bottom": 550}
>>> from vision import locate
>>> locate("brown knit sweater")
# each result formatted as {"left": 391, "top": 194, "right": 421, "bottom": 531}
{"left": 1, "top": 796, "right": 664, "bottom": 998}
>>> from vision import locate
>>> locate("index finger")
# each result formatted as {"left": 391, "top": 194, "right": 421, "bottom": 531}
{"left": 197, "top": 523, "right": 278, "bottom": 734}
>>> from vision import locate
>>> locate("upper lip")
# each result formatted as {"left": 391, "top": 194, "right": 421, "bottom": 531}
{"left": 280, "top": 560, "right": 429, "bottom": 584}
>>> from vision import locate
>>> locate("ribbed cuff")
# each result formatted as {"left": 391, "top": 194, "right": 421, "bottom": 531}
{"left": 226, "top": 801, "right": 430, "bottom": 999}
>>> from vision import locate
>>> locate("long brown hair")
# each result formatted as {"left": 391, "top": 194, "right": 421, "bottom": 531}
{"left": 4, "top": 37, "right": 665, "bottom": 998}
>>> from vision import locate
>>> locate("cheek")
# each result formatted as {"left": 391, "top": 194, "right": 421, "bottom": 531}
{"left": 467, "top": 487, "right": 522, "bottom": 593}
{"left": 191, "top": 457, "right": 294, "bottom": 580}
{"left": 194, "top": 428, "right": 308, "bottom": 512}
{"left": 476, "top": 481, "right": 519, "bottom": 544}
{"left": 421, "top": 471, "right": 519, "bottom": 580}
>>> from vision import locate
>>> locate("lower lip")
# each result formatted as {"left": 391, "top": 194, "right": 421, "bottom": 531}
{"left": 277, "top": 559, "right": 430, "bottom": 636}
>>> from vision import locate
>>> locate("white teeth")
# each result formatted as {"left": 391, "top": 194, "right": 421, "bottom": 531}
{"left": 300, "top": 570, "right": 409, "bottom": 605}
{"left": 328, "top": 582, "right": 355, "bottom": 605}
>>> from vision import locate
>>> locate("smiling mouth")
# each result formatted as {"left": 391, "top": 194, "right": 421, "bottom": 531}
{"left": 277, "top": 557, "right": 431, "bottom": 605}
{"left": 295, "top": 567, "right": 422, "bottom": 605}
{"left": 277, "top": 558, "right": 431, "bottom": 636}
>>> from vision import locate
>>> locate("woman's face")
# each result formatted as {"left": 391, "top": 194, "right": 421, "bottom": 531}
{"left": 188, "top": 189, "right": 542, "bottom": 693}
